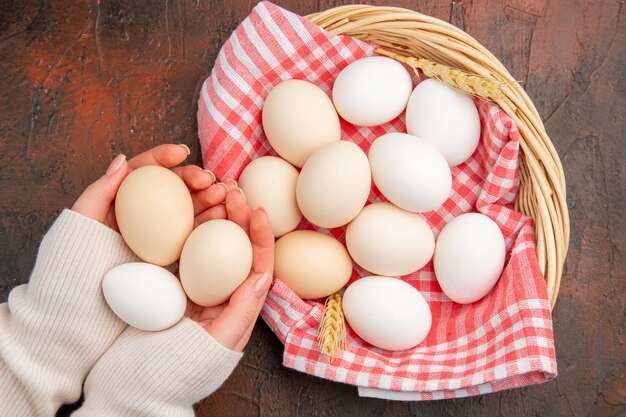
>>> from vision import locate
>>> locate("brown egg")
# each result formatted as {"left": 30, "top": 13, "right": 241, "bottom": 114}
{"left": 238, "top": 156, "right": 302, "bottom": 238}
{"left": 274, "top": 230, "right": 352, "bottom": 299}
{"left": 115, "top": 166, "right": 194, "bottom": 266}
{"left": 262, "top": 80, "right": 341, "bottom": 168}
{"left": 296, "top": 141, "right": 371, "bottom": 228}
{"left": 179, "top": 219, "right": 253, "bottom": 307}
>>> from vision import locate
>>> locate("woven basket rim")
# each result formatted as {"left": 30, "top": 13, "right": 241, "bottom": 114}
{"left": 305, "top": 5, "right": 570, "bottom": 309}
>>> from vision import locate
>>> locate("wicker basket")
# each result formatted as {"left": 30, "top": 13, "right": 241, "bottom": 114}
{"left": 305, "top": 5, "right": 569, "bottom": 309}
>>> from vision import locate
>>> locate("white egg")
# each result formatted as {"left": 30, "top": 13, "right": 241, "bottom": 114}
{"left": 405, "top": 78, "right": 481, "bottom": 166}
{"left": 343, "top": 276, "right": 432, "bottom": 351}
{"left": 238, "top": 156, "right": 301, "bottom": 238}
{"left": 103, "top": 263, "right": 187, "bottom": 332}
{"left": 434, "top": 213, "right": 506, "bottom": 304}
{"left": 332, "top": 56, "right": 413, "bottom": 126}
{"left": 296, "top": 141, "right": 371, "bottom": 228}
{"left": 368, "top": 132, "right": 452, "bottom": 213}
{"left": 346, "top": 203, "right": 434, "bottom": 276}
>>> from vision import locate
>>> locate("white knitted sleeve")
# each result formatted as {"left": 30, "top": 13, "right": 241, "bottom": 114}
{"left": 0, "top": 209, "right": 137, "bottom": 416}
{"left": 73, "top": 318, "right": 243, "bottom": 417}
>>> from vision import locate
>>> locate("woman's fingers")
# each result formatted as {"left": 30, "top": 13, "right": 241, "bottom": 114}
{"left": 208, "top": 272, "right": 272, "bottom": 351}
{"left": 171, "top": 165, "right": 226, "bottom": 215}
{"left": 194, "top": 205, "right": 227, "bottom": 227}
{"left": 186, "top": 300, "right": 227, "bottom": 323}
{"left": 230, "top": 209, "right": 275, "bottom": 351}
{"left": 71, "top": 155, "right": 129, "bottom": 223}
{"left": 191, "top": 183, "right": 228, "bottom": 215}
{"left": 104, "top": 209, "right": 119, "bottom": 230}
{"left": 127, "top": 144, "right": 190, "bottom": 170}
{"left": 233, "top": 320, "right": 258, "bottom": 352}
{"left": 171, "top": 165, "right": 216, "bottom": 191}
{"left": 224, "top": 179, "right": 238, "bottom": 191}
{"left": 225, "top": 188, "right": 251, "bottom": 234}
{"left": 249, "top": 208, "right": 274, "bottom": 275}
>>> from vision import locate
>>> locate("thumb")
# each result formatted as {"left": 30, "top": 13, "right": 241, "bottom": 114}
{"left": 208, "top": 272, "right": 272, "bottom": 351}
{"left": 72, "top": 154, "right": 128, "bottom": 223}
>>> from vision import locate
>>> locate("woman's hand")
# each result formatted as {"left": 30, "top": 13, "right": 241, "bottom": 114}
{"left": 71, "top": 144, "right": 229, "bottom": 230}
{"left": 186, "top": 189, "right": 275, "bottom": 352}
{"left": 71, "top": 144, "right": 274, "bottom": 352}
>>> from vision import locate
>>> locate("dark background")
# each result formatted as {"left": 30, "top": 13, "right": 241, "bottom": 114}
{"left": 0, "top": 0, "right": 624, "bottom": 416}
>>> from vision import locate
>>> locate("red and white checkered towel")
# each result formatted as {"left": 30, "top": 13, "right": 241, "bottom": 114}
{"left": 197, "top": 1, "right": 557, "bottom": 400}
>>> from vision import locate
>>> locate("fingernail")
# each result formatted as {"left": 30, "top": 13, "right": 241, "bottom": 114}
{"left": 106, "top": 154, "right": 126, "bottom": 175}
{"left": 253, "top": 273, "right": 272, "bottom": 298}
{"left": 235, "top": 187, "right": 246, "bottom": 203}
{"left": 178, "top": 144, "right": 191, "bottom": 155}
{"left": 215, "top": 182, "right": 229, "bottom": 194}
{"left": 225, "top": 179, "right": 237, "bottom": 190}
{"left": 203, "top": 169, "right": 216, "bottom": 184}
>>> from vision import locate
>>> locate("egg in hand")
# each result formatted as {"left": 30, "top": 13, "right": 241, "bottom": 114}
{"left": 179, "top": 219, "right": 253, "bottom": 307}
{"left": 103, "top": 263, "right": 187, "bottom": 332}
{"left": 115, "top": 166, "right": 194, "bottom": 266}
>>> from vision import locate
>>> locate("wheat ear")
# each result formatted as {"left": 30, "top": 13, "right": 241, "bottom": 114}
{"left": 377, "top": 48, "right": 514, "bottom": 109}
{"left": 318, "top": 293, "right": 346, "bottom": 362}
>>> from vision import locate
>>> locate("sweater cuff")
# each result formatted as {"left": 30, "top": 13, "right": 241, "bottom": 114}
{"left": 30, "top": 209, "right": 137, "bottom": 292}
{"left": 74, "top": 318, "right": 243, "bottom": 416}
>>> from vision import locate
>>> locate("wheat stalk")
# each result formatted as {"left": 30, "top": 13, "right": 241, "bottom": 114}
{"left": 318, "top": 292, "right": 346, "bottom": 362}
{"left": 377, "top": 48, "right": 515, "bottom": 110}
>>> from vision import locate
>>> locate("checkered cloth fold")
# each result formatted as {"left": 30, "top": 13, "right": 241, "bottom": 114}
{"left": 197, "top": 1, "right": 557, "bottom": 400}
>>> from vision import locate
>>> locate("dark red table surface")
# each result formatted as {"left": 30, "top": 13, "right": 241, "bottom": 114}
{"left": 1, "top": 1, "right": 624, "bottom": 416}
